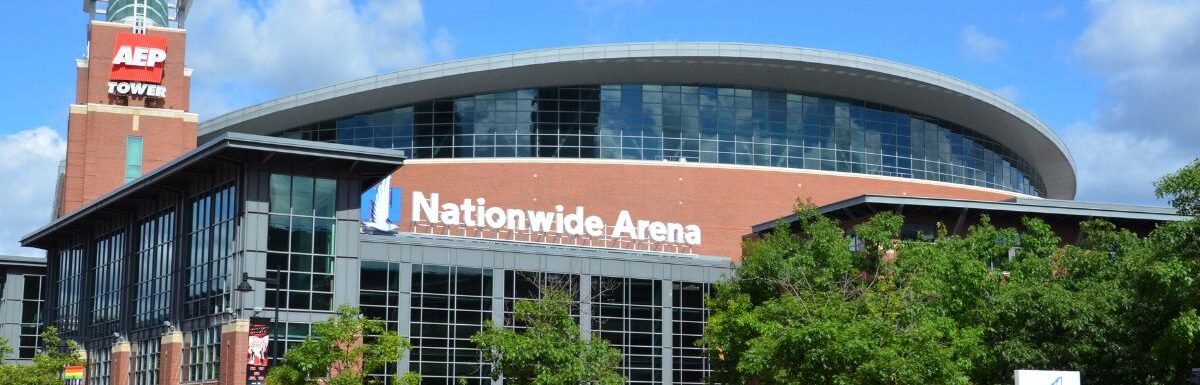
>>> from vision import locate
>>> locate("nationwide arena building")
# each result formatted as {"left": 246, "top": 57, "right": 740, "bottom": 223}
{"left": 17, "top": 1, "right": 1189, "bottom": 385}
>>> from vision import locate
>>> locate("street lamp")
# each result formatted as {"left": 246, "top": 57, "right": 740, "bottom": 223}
{"left": 237, "top": 272, "right": 281, "bottom": 367}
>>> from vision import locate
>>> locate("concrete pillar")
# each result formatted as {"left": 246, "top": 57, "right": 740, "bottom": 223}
{"left": 75, "top": 348, "right": 89, "bottom": 385}
{"left": 111, "top": 340, "right": 132, "bottom": 385}
{"left": 220, "top": 319, "right": 250, "bottom": 385}
{"left": 159, "top": 331, "right": 184, "bottom": 385}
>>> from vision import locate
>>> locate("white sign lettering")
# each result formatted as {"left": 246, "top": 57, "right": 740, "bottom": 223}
{"left": 107, "top": 81, "right": 167, "bottom": 98}
{"left": 112, "top": 45, "right": 168, "bottom": 67}
{"left": 412, "top": 192, "right": 702, "bottom": 246}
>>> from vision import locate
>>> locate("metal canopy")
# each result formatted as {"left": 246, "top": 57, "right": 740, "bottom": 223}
{"left": 750, "top": 194, "right": 1189, "bottom": 235}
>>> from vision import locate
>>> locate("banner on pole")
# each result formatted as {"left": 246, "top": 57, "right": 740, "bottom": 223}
{"left": 247, "top": 317, "right": 272, "bottom": 385}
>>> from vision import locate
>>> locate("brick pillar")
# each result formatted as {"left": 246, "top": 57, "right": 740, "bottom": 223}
{"left": 220, "top": 319, "right": 249, "bottom": 385}
{"left": 328, "top": 337, "right": 364, "bottom": 379}
{"left": 111, "top": 340, "right": 131, "bottom": 385}
{"left": 159, "top": 331, "right": 184, "bottom": 385}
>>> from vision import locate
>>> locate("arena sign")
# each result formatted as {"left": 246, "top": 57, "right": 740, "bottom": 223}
{"left": 361, "top": 176, "right": 702, "bottom": 250}
{"left": 108, "top": 32, "right": 168, "bottom": 98}
{"left": 411, "top": 192, "right": 702, "bottom": 245}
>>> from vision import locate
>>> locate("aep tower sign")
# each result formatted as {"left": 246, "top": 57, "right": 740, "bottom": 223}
{"left": 108, "top": 32, "right": 168, "bottom": 97}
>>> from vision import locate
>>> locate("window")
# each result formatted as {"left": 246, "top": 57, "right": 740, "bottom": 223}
{"left": 184, "top": 183, "right": 237, "bottom": 319}
{"left": 89, "top": 348, "right": 112, "bottom": 385}
{"left": 279, "top": 84, "right": 1047, "bottom": 197}
{"left": 266, "top": 174, "right": 336, "bottom": 311}
{"left": 134, "top": 208, "right": 175, "bottom": 329}
{"left": 410, "top": 264, "right": 493, "bottom": 385}
{"left": 360, "top": 261, "right": 402, "bottom": 384}
{"left": 132, "top": 339, "right": 160, "bottom": 385}
{"left": 19, "top": 274, "right": 45, "bottom": 359}
{"left": 672, "top": 282, "right": 712, "bottom": 385}
{"left": 503, "top": 271, "right": 580, "bottom": 326}
{"left": 268, "top": 322, "right": 312, "bottom": 363}
{"left": 126, "top": 136, "right": 143, "bottom": 182}
{"left": 54, "top": 245, "right": 84, "bottom": 334}
{"left": 592, "top": 277, "right": 662, "bottom": 384}
{"left": 187, "top": 327, "right": 221, "bottom": 382}
{"left": 92, "top": 230, "right": 127, "bottom": 334}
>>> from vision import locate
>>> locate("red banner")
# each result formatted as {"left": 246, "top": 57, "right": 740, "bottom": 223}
{"left": 247, "top": 317, "right": 272, "bottom": 385}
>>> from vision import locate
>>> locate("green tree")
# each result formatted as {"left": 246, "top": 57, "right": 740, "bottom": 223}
{"left": 0, "top": 326, "right": 85, "bottom": 385}
{"left": 705, "top": 190, "right": 1200, "bottom": 384}
{"left": 265, "top": 305, "right": 418, "bottom": 385}
{"left": 471, "top": 288, "right": 625, "bottom": 385}
{"left": 1156, "top": 157, "right": 1200, "bottom": 216}
{"left": 704, "top": 206, "right": 988, "bottom": 384}
{"left": 1145, "top": 157, "right": 1200, "bottom": 381}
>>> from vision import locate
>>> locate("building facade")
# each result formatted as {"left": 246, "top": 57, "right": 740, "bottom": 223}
{"left": 0, "top": 255, "right": 47, "bottom": 364}
{"left": 58, "top": 0, "right": 196, "bottom": 217}
{"left": 28, "top": 5, "right": 1134, "bottom": 384}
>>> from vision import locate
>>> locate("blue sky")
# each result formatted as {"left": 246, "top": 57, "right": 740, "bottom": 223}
{"left": 1, "top": 0, "right": 1198, "bottom": 255}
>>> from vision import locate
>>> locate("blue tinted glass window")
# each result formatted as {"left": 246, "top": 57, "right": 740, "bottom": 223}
{"left": 277, "top": 84, "right": 1046, "bottom": 197}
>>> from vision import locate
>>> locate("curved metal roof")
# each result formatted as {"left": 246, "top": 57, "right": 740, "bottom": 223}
{"left": 198, "top": 42, "right": 1076, "bottom": 199}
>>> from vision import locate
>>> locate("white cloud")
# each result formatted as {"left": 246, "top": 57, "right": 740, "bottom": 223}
{"left": 431, "top": 27, "right": 458, "bottom": 61}
{"left": 1042, "top": 5, "right": 1068, "bottom": 20}
{"left": 1061, "top": 122, "right": 1189, "bottom": 204}
{"left": 1077, "top": 0, "right": 1200, "bottom": 73}
{"left": 573, "top": 0, "right": 652, "bottom": 42}
{"left": 991, "top": 85, "right": 1019, "bottom": 102}
{"left": 960, "top": 25, "right": 1009, "bottom": 61}
{"left": 1069, "top": 0, "right": 1200, "bottom": 204}
{"left": 186, "top": 0, "right": 451, "bottom": 119}
{"left": 574, "top": 0, "right": 650, "bottom": 15}
{"left": 0, "top": 127, "right": 65, "bottom": 257}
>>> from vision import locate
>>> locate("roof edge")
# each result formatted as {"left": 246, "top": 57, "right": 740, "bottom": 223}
{"left": 196, "top": 42, "right": 1076, "bottom": 198}
{"left": 21, "top": 133, "right": 405, "bottom": 247}
{"left": 749, "top": 194, "right": 1189, "bottom": 234}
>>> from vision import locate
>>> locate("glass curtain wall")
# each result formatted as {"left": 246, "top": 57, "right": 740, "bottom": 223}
{"left": 183, "top": 183, "right": 238, "bottom": 319}
{"left": 357, "top": 265, "right": 717, "bottom": 384}
{"left": 91, "top": 230, "right": 126, "bottom": 336}
{"left": 410, "top": 264, "right": 493, "bottom": 385}
{"left": 133, "top": 208, "right": 176, "bottom": 329}
{"left": 54, "top": 245, "right": 84, "bottom": 334}
{"left": 360, "top": 261, "right": 403, "bottom": 384}
{"left": 187, "top": 327, "right": 221, "bottom": 383}
{"left": 592, "top": 277, "right": 663, "bottom": 385}
{"left": 131, "top": 339, "right": 160, "bottom": 385}
{"left": 281, "top": 84, "right": 1045, "bottom": 197}
{"left": 18, "top": 274, "right": 45, "bottom": 359}
{"left": 266, "top": 174, "right": 337, "bottom": 311}
{"left": 89, "top": 348, "right": 112, "bottom": 385}
{"left": 672, "top": 282, "right": 712, "bottom": 385}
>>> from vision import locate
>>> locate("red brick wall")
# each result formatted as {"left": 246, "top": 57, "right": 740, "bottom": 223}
{"left": 220, "top": 320, "right": 249, "bottom": 385}
{"left": 391, "top": 160, "right": 1018, "bottom": 260}
{"left": 58, "top": 21, "right": 196, "bottom": 216}
{"left": 111, "top": 341, "right": 131, "bottom": 385}
{"left": 59, "top": 108, "right": 197, "bottom": 215}
{"left": 83, "top": 23, "right": 189, "bottom": 109}
{"left": 159, "top": 332, "right": 183, "bottom": 385}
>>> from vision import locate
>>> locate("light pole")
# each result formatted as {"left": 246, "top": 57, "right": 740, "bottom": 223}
{"left": 236, "top": 271, "right": 281, "bottom": 367}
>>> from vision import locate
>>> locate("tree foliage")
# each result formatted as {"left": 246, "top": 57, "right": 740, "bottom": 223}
{"left": 0, "top": 326, "right": 84, "bottom": 385}
{"left": 266, "top": 305, "right": 419, "bottom": 385}
{"left": 1156, "top": 157, "right": 1200, "bottom": 216}
{"left": 471, "top": 288, "right": 625, "bottom": 385}
{"left": 706, "top": 168, "right": 1200, "bottom": 385}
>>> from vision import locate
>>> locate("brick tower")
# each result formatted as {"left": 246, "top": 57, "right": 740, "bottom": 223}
{"left": 55, "top": 0, "right": 196, "bottom": 217}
